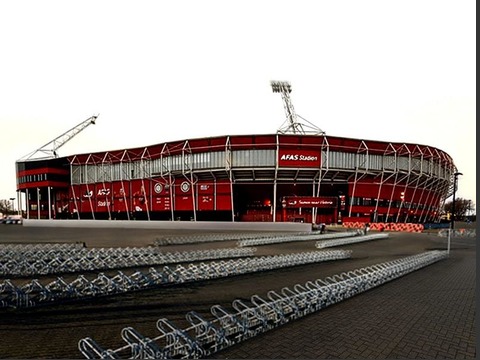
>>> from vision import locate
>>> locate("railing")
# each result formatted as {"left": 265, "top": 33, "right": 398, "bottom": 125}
{"left": 438, "top": 228, "right": 476, "bottom": 238}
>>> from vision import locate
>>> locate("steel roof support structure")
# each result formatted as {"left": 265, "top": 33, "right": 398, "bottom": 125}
{"left": 273, "top": 134, "right": 280, "bottom": 223}
{"left": 417, "top": 147, "right": 436, "bottom": 223}
{"left": 19, "top": 115, "right": 97, "bottom": 161}
{"left": 140, "top": 147, "right": 152, "bottom": 221}
{"left": 84, "top": 154, "right": 96, "bottom": 220}
{"left": 427, "top": 177, "right": 444, "bottom": 222}
{"left": 424, "top": 148, "right": 451, "bottom": 223}
{"left": 404, "top": 145, "right": 424, "bottom": 223}
{"left": 225, "top": 137, "right": 235, "bottom": 221}
{"left": 160, "top": 144, "right": 175, "bottom": 221}
{"left": 394, "top": 144, "right": 412, "bottom": 223}
{"left": 427, "top": 149, "right": 449, "bottom": 222}
{"left": 382, "top": 145, "right": 398, "bottom": 221}
{"left": 101, "top": 152, "right": 113, "bottom": 221}
{"left": 120, "top": 150, "right": 131, "bottom": 221}
{"left": 348, "top": 141, "right": 370, "bottom": 218}
{"left": 69, "top": 155, "right": 81, "bottom": 219}
{"left": 312, "top": 136, "right": 329, "bottom": 223}
{"left": 182, "top": 140, "right": 197, "bottom": 222}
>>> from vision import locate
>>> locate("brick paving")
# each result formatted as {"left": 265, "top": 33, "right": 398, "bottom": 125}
{"left": 0, "top": 225, "right": 476, "bottom": 359}
{"left": 213, "top": 243, "right": 476, "bottom": 359}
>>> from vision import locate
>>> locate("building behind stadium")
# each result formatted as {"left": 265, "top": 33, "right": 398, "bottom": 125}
{"left": 14, "top": 82, "right": 457, "bottom": 226}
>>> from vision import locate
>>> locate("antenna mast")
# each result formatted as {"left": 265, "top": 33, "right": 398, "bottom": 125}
{"left": 271, "top": 80, "right": 325, "bottom": 135}
{"left": 18, "top": 114, "right": 98, "bottom": 161}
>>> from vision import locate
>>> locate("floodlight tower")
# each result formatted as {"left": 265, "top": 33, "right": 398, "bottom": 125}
{"left": 271, "top": 80, "right": 302, "bottom": 134}
{"left": 18, "top": 114, "right": 98, "bottom": 161}
{"left": 271, "top": 80, "right": 325, "bottom": 135}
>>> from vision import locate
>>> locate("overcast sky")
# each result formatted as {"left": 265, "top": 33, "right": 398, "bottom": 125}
{"left": 0, "top": 0, "right": 476, "bottom": 208}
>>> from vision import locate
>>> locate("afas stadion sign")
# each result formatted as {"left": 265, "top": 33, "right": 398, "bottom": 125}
{"left": 278, "top": 149, "right": 321, "bottom": 167}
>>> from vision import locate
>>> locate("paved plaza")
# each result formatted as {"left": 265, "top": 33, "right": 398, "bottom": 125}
{"left": 0, "top": 224, "right": 476, "bottom": 359}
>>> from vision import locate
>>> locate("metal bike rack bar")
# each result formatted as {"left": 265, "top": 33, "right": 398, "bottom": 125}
{"left": 0, "top": 247, "right": 257, "bottom": 277}
{"left": 0, "top": 250, "right": 351, "bottom": 309}
{"left": 78, "top": 250, "right": 447, "bottom": 359}
{"left": 153, "top": 231, "right": 315, "bottom": 246}
{"left": 236, "top": 231, "right": 360, "bottom": 247}
{"left": 316, "top": 233, "right": 389, "bottom": 248}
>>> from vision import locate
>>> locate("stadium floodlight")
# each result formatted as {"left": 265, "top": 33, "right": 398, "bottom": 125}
{"left": 271, "top": 80, "right": 325, "bottom": 135}
{"left": 271, "top": 80, "right": 292, "bottom": 94}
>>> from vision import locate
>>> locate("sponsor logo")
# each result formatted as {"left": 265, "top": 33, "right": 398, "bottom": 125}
{"left": 180, "top": 181, "right": 190, "bottom": 193}
{"left": 97, "top": 188, "right": 110, "bottom": 196}
{"left": 280, "top": 154, "right": 318, "bottom": 161}
{"left": 154, "top": 183, "right": 163, "bottom": 194}
{"left": 83, "top": 190, "right": 93, "bottom": 198}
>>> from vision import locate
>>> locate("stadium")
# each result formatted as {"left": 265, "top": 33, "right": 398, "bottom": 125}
{"left": 14, "top": 82, "right": 457, "bottom": 229}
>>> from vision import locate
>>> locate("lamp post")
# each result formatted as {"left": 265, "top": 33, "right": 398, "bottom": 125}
{"left": 451, "top": 172, "right": 463, "bottom": 230}
{"left": 9, "top": 198, "right": 15, "bottom": 215}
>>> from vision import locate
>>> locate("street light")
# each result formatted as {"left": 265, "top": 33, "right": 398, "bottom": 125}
{"left": 9, "top": 198, "right": 15, "bottom": 215}
{"left": 451, "top": 172, "right": 463, "bottom": 230}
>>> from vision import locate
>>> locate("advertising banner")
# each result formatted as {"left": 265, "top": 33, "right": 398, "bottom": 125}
{"left": 282, "top": 196, "right": 337, "bottom": 208}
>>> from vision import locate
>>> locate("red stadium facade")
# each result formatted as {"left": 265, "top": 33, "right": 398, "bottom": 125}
{"left": 15, "top": 133, "right": 456, "bottom": 226}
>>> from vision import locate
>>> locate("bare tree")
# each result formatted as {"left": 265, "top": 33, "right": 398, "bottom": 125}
{"left": 0, "top": 199, "right": 15, "bottom": 216}
{"left": 444, "top": 198, "right": 475, "bottom": 220}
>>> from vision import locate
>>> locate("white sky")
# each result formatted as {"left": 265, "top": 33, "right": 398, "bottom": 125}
{"left": 0, "top": 0, "right": 476, "bottom": 208}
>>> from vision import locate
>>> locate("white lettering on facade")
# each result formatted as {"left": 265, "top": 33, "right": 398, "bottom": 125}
{"left": 280, "top": 154, "right": 318, "bottom": 161}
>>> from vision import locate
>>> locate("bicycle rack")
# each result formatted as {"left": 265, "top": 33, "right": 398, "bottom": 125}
{"left": 153, "top": 231, "right": 315, "bottom": 246}
{"left": 237, "top": 231, "right": 360, "bottom": 247}
{"left": 316, "top": 233, "right": 389, "bottom": 248}
{"left": 0, "top": 246, "right": 257, "bottom": 277}
{"left": 0, "top": 250, "right": 351, "bottom": 309}
{"left": 78, "top": 250, "right": 448, "bottom": 359}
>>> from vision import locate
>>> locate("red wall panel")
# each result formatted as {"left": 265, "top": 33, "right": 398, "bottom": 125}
{"left": 216, "top": 195, "right": 232, "bottom": 211}
{"left": 174, "top": 180, "right": 194, "bottom": 211}
{"left": 151, "top": 179, "right": 171, "bottom": 211}
{"left": 131, "top": 179, "right": 148, "bottom": 212}
{"left": 197, "top": 181, "right": 214, "bottom": 211}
